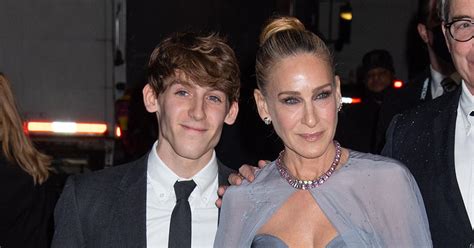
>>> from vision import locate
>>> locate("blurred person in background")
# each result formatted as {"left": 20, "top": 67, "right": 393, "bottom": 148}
{"left": 0, "top": 73, "right": 56, "bottom": 248}
{"left": 336, "top": 49, "right": 396, "bottom": 153}
{"left": 363, "top": 49, "right": 396, "bottom": 96}
{"left": 376, "top": 0, "right": 460, "bottom": 152}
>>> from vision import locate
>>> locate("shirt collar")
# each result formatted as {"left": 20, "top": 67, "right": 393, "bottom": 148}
{"left": 430, "top": 65, "right": 445, "bottom": 92}
{"left": 459, "top": 80, "right": 474, "bottom": 136}
{"left": 147, "top": 141, "right": 219, "bottom": 203}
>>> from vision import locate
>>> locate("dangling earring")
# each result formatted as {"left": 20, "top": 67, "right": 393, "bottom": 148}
{"left": 337, "top": 99, "right": 343, "bottom": 112}
{"left": 263, "top": 117, "right": 272, "bottom": 125}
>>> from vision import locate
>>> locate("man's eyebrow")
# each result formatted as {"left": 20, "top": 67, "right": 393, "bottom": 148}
{"left": 168, "top": 79, "right": 193, "bottom": 88}
{"left": 451, "top": 15, "right": 473, "bottom": 21}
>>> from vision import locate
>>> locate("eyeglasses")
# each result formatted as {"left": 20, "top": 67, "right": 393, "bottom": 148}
{"left": 444, "top": 19, "right": 474, "bottom": 42}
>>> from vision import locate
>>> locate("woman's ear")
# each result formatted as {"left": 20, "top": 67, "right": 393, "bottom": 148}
{"left": 143, "top": 84, "right": 159, "bottom": 113}
{"left": 335, "top": 75, "right": 342, "bottom": 100}
{"left": 253, "top": 89, "right": 270, "bottom": 121}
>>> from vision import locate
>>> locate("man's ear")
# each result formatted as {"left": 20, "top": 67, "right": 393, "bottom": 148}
{"left": 224, "top": 101, "right": 239, "bottom": 125}
{"left": 143, "top": 84, "right": 159, "bottom": 113}
{"left": 417, "top": 23, "right": 430, "bottom": 43}
{"left": 253, "top": 89, "right": 270, "bottom": 121}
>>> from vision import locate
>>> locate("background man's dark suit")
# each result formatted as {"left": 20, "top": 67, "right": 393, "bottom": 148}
{"left": 51, "top": 154, "right": 233, "bottom": 248}
{"left": 376, "top": 68, "right": 433, "bottom": 151}
{"left": 382, "top": 88, "right": 474, "bottom": 247}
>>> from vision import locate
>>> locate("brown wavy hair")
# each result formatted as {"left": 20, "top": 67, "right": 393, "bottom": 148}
{"left": 147, "top": 32, "right": 240, "bottom": 103}
{"left": 0, "top": 73, "right": 52, "bottom": 184}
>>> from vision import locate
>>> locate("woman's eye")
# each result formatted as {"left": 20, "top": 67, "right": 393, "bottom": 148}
{"left": 208, "top": 95, "right": 222, "bottom": 103}
{"left": 282, "top": 97, "right": 299, "bottom": 105}
{"left": 315, "top": 91, "right": 331, "bottom": 100}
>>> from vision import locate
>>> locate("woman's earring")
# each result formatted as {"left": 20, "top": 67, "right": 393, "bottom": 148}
{"left": 263, "top": 117, "right": 272, "bottom": 125}
{"left": 337, "top": 100, "right": 343, "bottom": 112}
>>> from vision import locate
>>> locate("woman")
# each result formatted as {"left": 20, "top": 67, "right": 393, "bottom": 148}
{"left": 0, "top": 73, "right": 56, "bottom": 248}
{"left": 214, "top": 17, "right": 431, "bottom": 247}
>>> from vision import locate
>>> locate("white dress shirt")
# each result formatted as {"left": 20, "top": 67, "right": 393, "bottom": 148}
{"left": 146, "top": 141, "right": 219, "bottom": 247}
{"left": 455, "top": 81, "right": 474, "bottom": 228}
{"left": 430, "top": 65, "right": 445, "bottom": 99}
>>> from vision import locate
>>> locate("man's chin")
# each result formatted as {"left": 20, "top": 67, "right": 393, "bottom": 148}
{"left": 175, "top": 148, "right": 212, "bottom": 161}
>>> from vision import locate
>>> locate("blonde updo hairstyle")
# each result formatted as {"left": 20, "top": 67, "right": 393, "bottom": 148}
{"left": 255, "top": 16, "right": 334, "bottom": 94}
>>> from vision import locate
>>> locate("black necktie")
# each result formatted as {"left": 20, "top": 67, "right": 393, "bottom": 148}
{"left": 440, "top": 77, "right": 458, "bottom": 93}
{"left": 470, "top": 111, "right": 474, "bottom": 117}
{"left": 169, "top": 180, "right": 196, "bottom": 248}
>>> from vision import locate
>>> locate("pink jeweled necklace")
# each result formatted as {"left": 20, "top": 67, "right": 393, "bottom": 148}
{"left": 276, "top": 141, "right": 341, "bottom": 190}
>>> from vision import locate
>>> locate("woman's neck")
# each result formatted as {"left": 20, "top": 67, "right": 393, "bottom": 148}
{"left": 282, "top": 143, "right": 337, "bottom": 181}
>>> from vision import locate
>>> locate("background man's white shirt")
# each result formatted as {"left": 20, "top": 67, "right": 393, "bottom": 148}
{"left": 430, "top": 65, "right": 445, "bottom": 99}
{"left": 455, "top": 81, "right": 474, "bottom": 228}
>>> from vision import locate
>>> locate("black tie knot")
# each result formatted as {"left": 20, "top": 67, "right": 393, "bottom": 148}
{"left": 470, "top": 111, "right": 474, "bottom": 117}
{"left": 173, "top": 180, "right": 196, "bottom": 201}
{"left": 440, "top": 77, "right": 458, "bottom": 93}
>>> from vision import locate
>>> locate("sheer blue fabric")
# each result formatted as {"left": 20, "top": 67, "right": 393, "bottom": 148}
{"left": 251, "top": 234, "right": 346, "bottom": 248}
{"left": 214, "top": 151, "right": 432, "bottom": 247}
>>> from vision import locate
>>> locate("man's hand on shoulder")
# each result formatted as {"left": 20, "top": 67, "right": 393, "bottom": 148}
{"left": 215, "top": 160, "right": 269, "bottom": 208}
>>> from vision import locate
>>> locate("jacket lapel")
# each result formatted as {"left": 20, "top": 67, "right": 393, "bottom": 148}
{"left": 106, "top": 155, "right": 148, "bottom": 247}
{"left": 431, "top": 89, "right": 473, "bottom": 237}
{"left": 216, "top": 160, "right": 235, "bottom": 223}
{"left": 217, "top": 159, "right": 234, "bottom": 187}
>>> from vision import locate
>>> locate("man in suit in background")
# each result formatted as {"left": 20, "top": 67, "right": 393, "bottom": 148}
{"left": 52, "top": 32, "right": 240, "bottom": 247}
{"left": 382, "top": 0, "right": 474, "bottom": 245}
{"left": 376, "top": 0, "right": 460, "bottom": 151}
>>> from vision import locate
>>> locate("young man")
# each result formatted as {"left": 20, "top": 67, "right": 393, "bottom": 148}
{"left": 52, "top": 32, "right": 239, "bottom": 248}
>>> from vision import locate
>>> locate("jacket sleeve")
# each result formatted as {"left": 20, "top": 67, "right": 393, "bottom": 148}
{"left": 381, "top": 114, "right": 400, "bottom": 157}
{"left": 51, "top": 176, "right": 85, "bottom": 248}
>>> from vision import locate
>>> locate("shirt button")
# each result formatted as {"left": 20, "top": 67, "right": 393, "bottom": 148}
{"left": 159, "top": 193, "right": 164, "bottom": 197}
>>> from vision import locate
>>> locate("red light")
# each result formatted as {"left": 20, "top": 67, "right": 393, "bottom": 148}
{"left": 25, "top": 121, "right": 107, "bottom": 135}
{"left": 393, "top": 80, "right": 403, "bottom": 89}
{"left": 115, "top": 126, "right": 122, "bottom": 138}
{"left": 341, "top": 97, "right": 362, "bottom": 104}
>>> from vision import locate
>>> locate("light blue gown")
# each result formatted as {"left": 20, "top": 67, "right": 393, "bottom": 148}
{"left": 214, "top": 151, "right": 432, "bottom": 247}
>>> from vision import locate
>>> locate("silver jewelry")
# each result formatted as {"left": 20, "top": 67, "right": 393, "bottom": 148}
{"left": 263, "top": 117, "right": 272, "bottom": 125}
{"left": 276, "top": 140, "right": 342, "bottom": 190}
{"left": 337, "top": 99, "right": 343, "bottom": 112}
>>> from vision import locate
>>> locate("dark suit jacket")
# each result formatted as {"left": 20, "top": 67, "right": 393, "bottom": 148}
{"left": 51, "top": 153, "right": 234, "bottom": 248}
{"left": 376, "top": 68, "right": 433, "bottom": 152}
{"left": 382, "top": 88, "right": 474, "bottom": 247}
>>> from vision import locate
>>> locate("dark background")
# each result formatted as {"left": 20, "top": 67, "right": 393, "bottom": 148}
{"left": 123, "top": 0, "right": 427, "bottom": 169}
{"left": 125, "top": 0, "right": 321, "bottom": 168}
